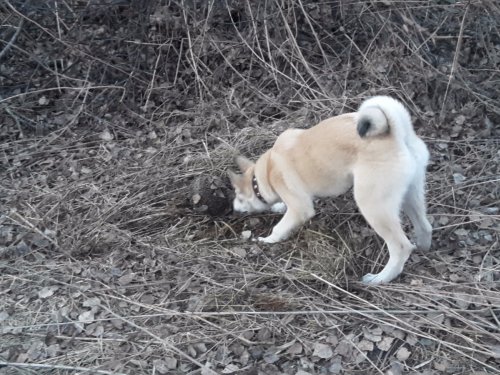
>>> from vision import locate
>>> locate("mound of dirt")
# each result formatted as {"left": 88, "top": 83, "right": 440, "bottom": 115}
{"left": 190, "top": 174, "right": 232, "bottom": 217}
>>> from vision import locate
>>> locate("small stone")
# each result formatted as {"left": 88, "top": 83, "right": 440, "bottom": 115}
{"left": 192, "top": 194, "right": 201, "bottom": 204}
{"left": 396, "top": 347, "right": 411, "bottom": 361}
{"left": 438, "top": 216, "right": 449, "bottom": 225}
{"left": 453, "top": 173, "right": 466, "bottom": 184}
{"left": 241, "top": 230, "right": 252, "bottom": 240}
{"left": 99, "top": 130, "right": 114, "bottom": 141}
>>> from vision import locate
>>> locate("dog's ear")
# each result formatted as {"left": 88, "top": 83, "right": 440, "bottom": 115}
{"left": 228, "top": 169, "right": 242, "bottom": 187}
{"left": 235, "top": 155, "right": 254, "bottom": 172}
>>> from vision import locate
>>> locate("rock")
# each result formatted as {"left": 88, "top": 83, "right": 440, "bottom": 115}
{"left": 241, "top": 230, "right": 252, "bottom": 240}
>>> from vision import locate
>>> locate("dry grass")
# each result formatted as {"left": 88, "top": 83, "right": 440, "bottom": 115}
{"left": 1, "top": 0, "right": 499, "bottom": 374}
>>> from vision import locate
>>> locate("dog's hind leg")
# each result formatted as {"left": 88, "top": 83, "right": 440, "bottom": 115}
{"left": 403, "top": 171, "right": 432, "bottom": 251}
{"left": 354, "top": 175, "right": 415, "bottom": 284}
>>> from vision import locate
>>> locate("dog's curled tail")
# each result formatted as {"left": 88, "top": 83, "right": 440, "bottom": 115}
{"left": 356, "top": 96, "right": 415, "bottom": 142}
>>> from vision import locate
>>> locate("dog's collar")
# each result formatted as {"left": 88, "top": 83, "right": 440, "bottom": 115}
{"left": 252, "top": 174, "right": 267, "bottom": 204}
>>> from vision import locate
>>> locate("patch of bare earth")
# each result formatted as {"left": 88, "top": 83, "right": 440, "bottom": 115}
{"left": 1, "top": 1, "right": 499, "bottom": 374}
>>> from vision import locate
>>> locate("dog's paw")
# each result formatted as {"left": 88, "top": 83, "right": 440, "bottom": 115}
{"left": 270, "top": 202, "right": 287, "bottom": 214}
{"left": 415, "top": 221, "right": 432, "bottom": 251}
{"left": 258, "top": 235, "right": 280, "bottom": 244}
{"left": 361, "top": 273, "right": 385, "bottom": 285}
{"left": 416, "top": 233, "right": 432, "bottom": 252}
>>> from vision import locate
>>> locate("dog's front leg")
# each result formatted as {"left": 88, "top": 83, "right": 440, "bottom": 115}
{"left": 258, "top": 210, "right": 302, "bottom": 243}
{"left": 258, "top": 200, "right": 314, "bottom": 243}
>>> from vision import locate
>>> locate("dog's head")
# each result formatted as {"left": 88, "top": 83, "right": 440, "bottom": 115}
{"left": 228, "top": 155, "right": 269, "bottom": 213}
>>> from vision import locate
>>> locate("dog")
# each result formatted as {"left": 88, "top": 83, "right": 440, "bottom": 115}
{"left": 228, "top": 96, "right": 432, "bottom": 284}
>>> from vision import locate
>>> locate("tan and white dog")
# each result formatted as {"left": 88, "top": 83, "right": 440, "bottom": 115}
{"left": 228, "top": 96, "right": 432, "bottom": 284}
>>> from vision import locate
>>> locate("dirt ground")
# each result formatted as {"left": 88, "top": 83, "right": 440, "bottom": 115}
{"left": 1, "top": 1, "right": 499, "bottom": 374}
